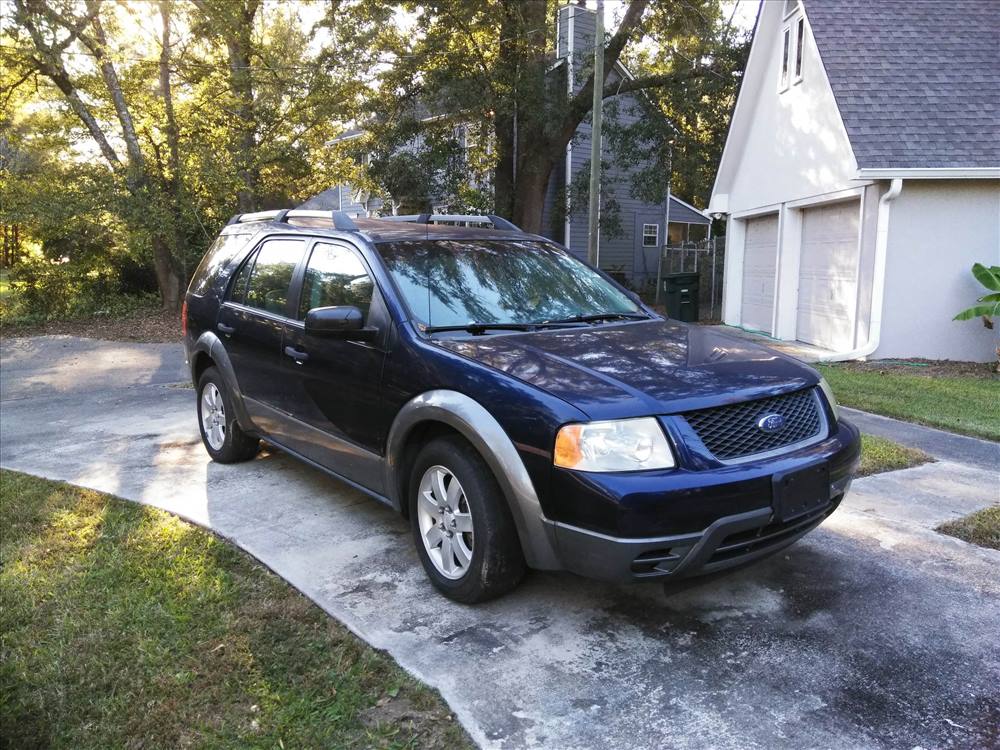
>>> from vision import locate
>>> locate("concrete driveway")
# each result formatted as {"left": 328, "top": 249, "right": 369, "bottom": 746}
{"left": 2, "top": 336, "right": 999, "bottom": 750}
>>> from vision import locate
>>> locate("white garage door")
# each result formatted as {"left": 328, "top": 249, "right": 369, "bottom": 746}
{"left": 797, "top": 200, "right": 860, "bottom": 350}
{"left": 741, "top": 214, "right": 778, "bottom": 334}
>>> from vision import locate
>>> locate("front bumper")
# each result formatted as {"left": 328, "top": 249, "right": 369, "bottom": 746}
{"left": 547, "top": 475, "right": 849, "bottom": 582}
{"left": 542, "top": 419, "right": 860, "bottom": 582}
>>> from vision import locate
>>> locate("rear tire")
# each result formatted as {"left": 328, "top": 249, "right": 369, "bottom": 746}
{"left": 197, "top": 367, "right": 259, "bottom": 463}
{"left": 409, "top": 436, "right": 526, "bottom": 603}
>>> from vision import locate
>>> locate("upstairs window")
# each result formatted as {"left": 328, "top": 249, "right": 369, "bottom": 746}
{"left": 779, "top": 27, "right": 791, "bottom": 90}
{"left": 794, "top": 17, "right": 805, "bottom": 81}
{"left": 642, "top": 224, "right": 660, "bottom": 248}
{"left": 783, "top": 0, "right": 799, "bottom": 17}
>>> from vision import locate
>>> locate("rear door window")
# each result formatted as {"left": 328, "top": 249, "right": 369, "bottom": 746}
{"left": 231, "top": 239, "right": 305, "bottom": 316}
{"left": 189, "top": 232, "right": 253, "bottom": 295}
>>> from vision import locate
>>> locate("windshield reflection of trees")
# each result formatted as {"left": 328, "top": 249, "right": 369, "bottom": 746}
{"left": 378, "top": 240, "right": 636, "bottom": 326}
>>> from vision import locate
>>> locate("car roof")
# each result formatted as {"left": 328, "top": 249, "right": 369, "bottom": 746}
{"left": 219, "top": 215, "right": 546, "bottom": 246}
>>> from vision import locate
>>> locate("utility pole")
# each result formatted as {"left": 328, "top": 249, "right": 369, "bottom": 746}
{"left": 586, "top": 0, "right": 604, "bottom": 267}
{"left": 655, "top": 145, "right": 673, "bottom": 305}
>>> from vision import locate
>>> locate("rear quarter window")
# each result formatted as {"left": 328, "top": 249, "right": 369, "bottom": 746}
{"left": 188, "top": 232, "right": 253, "bottom": 296}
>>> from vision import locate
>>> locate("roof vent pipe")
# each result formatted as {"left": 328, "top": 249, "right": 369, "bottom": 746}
{"left": 816, "top": 178, "right": 903, "bottom": 362}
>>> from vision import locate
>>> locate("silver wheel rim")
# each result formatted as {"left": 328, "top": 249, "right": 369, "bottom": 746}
{"left": 200, "top": 383, "right": 226, "bottom": 451}
{"left": 417, "top": 465, "right": 474, "bottom": 580}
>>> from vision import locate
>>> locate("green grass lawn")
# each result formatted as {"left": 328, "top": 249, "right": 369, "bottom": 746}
{"left": 0, "top": 470, "right": 470, "bottom": 750}
{"left": 818, "top": 364, "right": 1000, "bottom": 441}
{"left": 937, "top": 505, "right": 1000, "bottom": 551}
{"left": 857, "top": 434, "right": 932, "bottom": 477}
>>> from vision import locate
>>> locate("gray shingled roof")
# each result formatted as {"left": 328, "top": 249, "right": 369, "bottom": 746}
{"left": 803, "top": 0, "right": 1000, "bottom": 169}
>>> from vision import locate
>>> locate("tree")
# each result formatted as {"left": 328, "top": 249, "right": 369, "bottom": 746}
{"left": 4, "top": 0, "right": 374, "bottom": 312}
{"left": 11, "top": 0, "right": 186, "bottom": 309}
{"left": 349, "top": 0, "right": 726, "bottom": 233}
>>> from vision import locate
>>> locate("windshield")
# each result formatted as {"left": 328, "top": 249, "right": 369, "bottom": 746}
{"left": 376, "top": 239, "right": 641, "bottom": 329}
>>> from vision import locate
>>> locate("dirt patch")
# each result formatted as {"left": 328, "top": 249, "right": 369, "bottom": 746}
{"left": 2, "top": 308, "right": 181, "bottom": 344}
{"left": 359, "top": 689, "right": 459, "bottom": 748}
{"left": 830, "top": 358, "right": 996, "bottom": 380}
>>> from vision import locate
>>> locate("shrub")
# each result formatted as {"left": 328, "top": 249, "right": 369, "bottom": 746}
{"left": 1, "top": 256, "right": 159, "bottom": 326}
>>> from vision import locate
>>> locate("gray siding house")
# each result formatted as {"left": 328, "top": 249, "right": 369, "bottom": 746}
{"left": 304, "top": 3, "right": 709, "bottom": 291}
{"left": 548, "top": 4, "right": 709, "bottom": 289}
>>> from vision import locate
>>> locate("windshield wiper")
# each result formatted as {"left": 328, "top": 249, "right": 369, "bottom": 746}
{"left": 537, "top": 312, "right": 650, "bottom": 327}
{"left": 423, "top": 322, "right": 538, "bottom": 335}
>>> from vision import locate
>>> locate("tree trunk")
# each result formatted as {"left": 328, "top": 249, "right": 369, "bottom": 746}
{"left": 159, "top": 0, "right": 187, "bottom": 304}
{"left": 493, "top": 0, "right": 548, "bottom": 223}
{"left": 151, "top": 235, "right": 182, "bottom": 311}
{"left": 226, "top": 3, "right": 260, "bottom": 213}
{"left": 510, "top": 158, "right": 555, "bottom": 235}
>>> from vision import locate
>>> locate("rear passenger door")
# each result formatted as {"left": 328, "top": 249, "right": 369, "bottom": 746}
{"left": 217, "top": 237, "right": 307, "bottom": 431}
{"left": 279, "top": 240, "right": 390, "bottom": 488}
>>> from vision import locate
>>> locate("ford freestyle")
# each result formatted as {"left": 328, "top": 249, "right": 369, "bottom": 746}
{"left": 183, "top": 210, "right": 861, "bottom": 602}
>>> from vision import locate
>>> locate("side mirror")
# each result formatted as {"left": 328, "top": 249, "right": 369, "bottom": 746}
{"left": 304, "top": 306, "right": 374, "bottom": 339}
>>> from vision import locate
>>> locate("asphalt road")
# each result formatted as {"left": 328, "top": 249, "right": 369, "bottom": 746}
{"left": 2, "top": 336, "right": 999, "bottom": 750}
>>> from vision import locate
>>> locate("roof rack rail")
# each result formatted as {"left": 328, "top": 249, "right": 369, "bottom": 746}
{"left": 378, "top": 213, "right": 521, "bottom": 231}
{"left": 226, "top": 209, "right": 360, "bottom": 231}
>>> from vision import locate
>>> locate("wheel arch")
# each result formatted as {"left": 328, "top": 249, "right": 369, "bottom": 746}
{"left": 191, "top": 330, "right": 255, "bottom": 433}
{"left": 385, "top": 390, "right": 561, "bottom": 570}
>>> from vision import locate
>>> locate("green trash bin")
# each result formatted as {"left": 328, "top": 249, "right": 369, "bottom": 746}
{"left": 663, "top": 272, "right": 700, "bottom": 322}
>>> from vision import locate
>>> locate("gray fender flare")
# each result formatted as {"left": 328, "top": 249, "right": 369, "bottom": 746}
{"left": 192, "top": 331, "right": 256, "bottom": 433}
{"left": 385, "top": 390, "right": 561, "bottom": 570}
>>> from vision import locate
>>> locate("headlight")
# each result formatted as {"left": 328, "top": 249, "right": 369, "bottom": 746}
{"left": 554, "top": 417, "right": 675, "bottom": 472}
{"left": 818, "top": 377, "right": 840, "bottom": 421}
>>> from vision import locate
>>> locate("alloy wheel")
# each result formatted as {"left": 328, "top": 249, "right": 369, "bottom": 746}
{"left": 416, "top": 465, "right": 474, "bottom": 579}
{"left": 200, "top": 382, "right": 226, "bottom": 450}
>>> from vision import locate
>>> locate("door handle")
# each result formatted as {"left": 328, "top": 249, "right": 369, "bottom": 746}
{"left": 284, "top": 346, "right": 309, "bottom": 363}
{"left": 217, "top": 322, "right": 235, "bottom": 335}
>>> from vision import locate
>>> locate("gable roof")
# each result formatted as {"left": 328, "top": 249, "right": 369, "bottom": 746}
{"left": 667, "top": 196, "right": 709, "bottom": 225}
{"left": 803, "top": 0, "right": 1000, "bottom": 169}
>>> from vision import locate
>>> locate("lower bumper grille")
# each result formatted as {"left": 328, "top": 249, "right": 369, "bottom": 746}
{"left": 707, "top": 500, "right": 838, "bottom": 565}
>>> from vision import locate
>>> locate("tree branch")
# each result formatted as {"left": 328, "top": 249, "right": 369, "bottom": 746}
{"left": 83, "top": 0, "right": 146, "bottom": 172}
{"left": 13, "top": 0, "right": 123, "bottom": 171}
{"left": 558, "top": 0, "right": 650, "bottom": 146}
{"left": 602, "top": 66, "right": 715, "bottom": 99}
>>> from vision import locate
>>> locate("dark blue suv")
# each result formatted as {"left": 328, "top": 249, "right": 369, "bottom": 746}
{"left": 184, "top": 210, "right": 860, "bottom": 602}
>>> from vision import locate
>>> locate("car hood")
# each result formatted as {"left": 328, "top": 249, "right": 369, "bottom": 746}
{"left": 433, "top": 319, "right": 818, "bottom": 420}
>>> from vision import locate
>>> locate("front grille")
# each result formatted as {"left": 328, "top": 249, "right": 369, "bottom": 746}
{"left": 682, "top": 388, "right": 823, "bottom": 461}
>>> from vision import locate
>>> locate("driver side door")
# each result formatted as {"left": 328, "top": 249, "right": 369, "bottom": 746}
{"left": 279, "top": 240, "right": 391, "bottom": 492}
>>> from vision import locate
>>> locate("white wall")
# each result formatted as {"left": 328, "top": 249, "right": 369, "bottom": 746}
{"left": 719, "top": 2, "right": 859, "bottom": 214}
{"left": 877, "top": 180, "right": 1000, "bottom": 362}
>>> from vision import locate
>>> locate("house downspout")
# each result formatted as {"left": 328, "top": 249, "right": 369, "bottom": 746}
{"left": 816, "top": 178, "right": 903, "bottom": 362}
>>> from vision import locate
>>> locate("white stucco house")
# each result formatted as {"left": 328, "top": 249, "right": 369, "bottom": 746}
{"left": 709, "top": 0, "right": 999, "bottom": 362}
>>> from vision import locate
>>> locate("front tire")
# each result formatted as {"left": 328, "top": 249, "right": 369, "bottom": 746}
{"left": 196, "top": 367, "right": 259, "bottom": 463}
{"left": 409, "top": 436, "right": 526, "bottom": 603}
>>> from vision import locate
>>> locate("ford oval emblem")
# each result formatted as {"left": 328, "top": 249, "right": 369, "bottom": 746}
{"left": 757, "top": 413, "right": 786, "bottom": 433}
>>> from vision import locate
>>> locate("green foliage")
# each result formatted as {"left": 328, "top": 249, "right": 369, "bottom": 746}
{"left": 1, "top": 255, "right": 159, "bottom": 326}
{"left": 342, "top": 0, "right": 746, "bottom": 222}
{"left": 817, "top": 364, "right": 1000, "bottom": 442}
{"left": 3, "top": 0, "right": 380, "bottom": 312}
{"left": 857, "top": 434, "right": 931, "bottom": 477}
{"left": 953, "top": 263, "right": 1000, "bottom": 324}
{"left": 937, "top": 505, "right": 1000, "bottom": 551}
{"left": 622, "top": 1, "right": 752, "bottom": 207}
